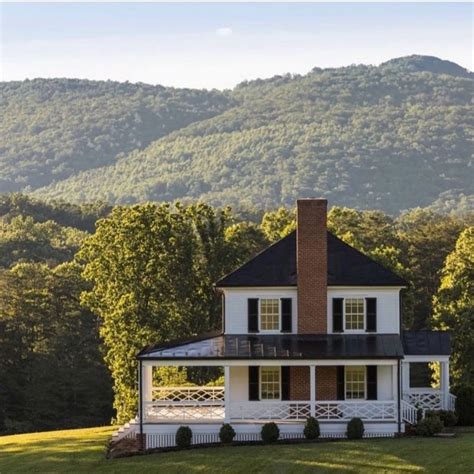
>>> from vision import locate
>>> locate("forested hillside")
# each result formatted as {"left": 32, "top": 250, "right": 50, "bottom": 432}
{"left": 0, "top": 79, "right": 232, "bottom": 192}
{"left": 1, "top": 55, "right": 473, "bottom": 213}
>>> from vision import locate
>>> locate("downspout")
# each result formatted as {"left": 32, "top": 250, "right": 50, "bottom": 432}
{"left": 139, "top": 359, "right": 144, "bottom": 451}
{"left": 397, "top": 359, "right": 401, "bottom": 435}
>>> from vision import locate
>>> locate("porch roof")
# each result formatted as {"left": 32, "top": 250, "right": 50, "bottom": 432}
{"left": 137, "top": 333, "right": 404, "bottom": 361}
{"left": 402, "top": 331, "right": 451, "bottom": 356}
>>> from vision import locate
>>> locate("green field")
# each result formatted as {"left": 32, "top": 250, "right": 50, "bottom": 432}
{"left": 0, "top": 426, "right": 473, "bottom": 473}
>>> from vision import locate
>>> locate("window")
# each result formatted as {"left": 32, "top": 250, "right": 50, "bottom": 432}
{"left": 260, "top": 299, "right": 280, "bottom": 331}
{"left": 345, "top": 298, "right": 365, "bottom": 331}
{"left": 260, "top": 367, "right": 281, "bottom": 400}
{"left": 345, "top": 366, "right": 366, "bottom": 399}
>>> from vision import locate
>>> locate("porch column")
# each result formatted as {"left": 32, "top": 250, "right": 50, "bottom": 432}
{"left": 143, "top": 364, "right": 153, "bottom": 402}
{"left": 310, "top": 365, "right": 316, "bottom": 417}
{"left": 224, "top": 366, "right": 231, "bottom": 423}
{"left": 441, "top": 361, "right": 450, "bottom": 409}
{"left": 401, "top": 361, "right": 410, "bottom": 396}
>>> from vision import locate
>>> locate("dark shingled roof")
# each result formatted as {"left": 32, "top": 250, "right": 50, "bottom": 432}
{"left": 216, "top": 231, "right": 407, "bottom": 287}
{"left": 138, "top": 333, "right": 404, "bottom": 360}
{"left": 402, "top": 331, "right": 451, "bottom": 356}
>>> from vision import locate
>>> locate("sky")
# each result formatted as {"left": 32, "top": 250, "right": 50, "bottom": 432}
{"left": 1, "top": 2, "right": 472, "bottom": 89}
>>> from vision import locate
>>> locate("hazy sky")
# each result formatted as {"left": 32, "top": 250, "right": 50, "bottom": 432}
{"left": 1, "top": 3, "right": 472, "bottom": 89}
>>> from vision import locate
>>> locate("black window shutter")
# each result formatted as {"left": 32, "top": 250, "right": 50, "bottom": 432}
{"left": 333, "top": 298, "right": 344, "bottom": 333}
{"left": 281, "top": 298, "right": 292, "bottom": 333}
{"left": 366, "top": 298, "right": 377, "bottom": 332}
{"left": 248, "top": 298, "right": 259, "bottom": 333}
{"left": 367, "top": 365, "right": 377, "bottom": 400}
{"left": 281, "top": 366, "right": 290, "bottom": 400}
{"left": 336, "top": 366, "right": 345, "bottom": 400}
{"left": 249, "top": 366, "right": 259, "bottom": 401}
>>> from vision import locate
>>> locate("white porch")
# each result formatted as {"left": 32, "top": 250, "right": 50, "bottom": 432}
{"left": 401, "top": 356, "right": 456, "bottom": 411}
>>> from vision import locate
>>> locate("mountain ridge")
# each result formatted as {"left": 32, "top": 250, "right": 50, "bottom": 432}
{"left": 1, "top": 55, "right": 472, "bottom": 213}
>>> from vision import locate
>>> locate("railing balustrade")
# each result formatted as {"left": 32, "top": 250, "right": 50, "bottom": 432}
{"left": 315, "top": 401, "right": 397, "bottom": 421}
{"left": 152, "top": 386, "right": 225, "bottom": 403}
{"left": 229, "top": 401, "right": 311, "bottom": 421}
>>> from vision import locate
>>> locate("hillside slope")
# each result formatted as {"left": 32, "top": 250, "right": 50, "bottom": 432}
{"left": 34, "top": 57, "right": 473, "bottom": 213}
{"left": 0, "top": 79, "right": 233, "bottom": 192}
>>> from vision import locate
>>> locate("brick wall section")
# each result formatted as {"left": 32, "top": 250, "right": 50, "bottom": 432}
{"left": 297, "top": 198, "right": 328, "bottom": 334}
{"left": 316, "top": 366, "right": 337, "bottom": 400}
{"left": 289, "top": 366, "right": 310, "bottom": 400}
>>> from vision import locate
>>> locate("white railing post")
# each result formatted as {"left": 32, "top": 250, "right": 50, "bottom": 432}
{"left": 224, "top": 366, "right": 230, "bottom": 423}
{"left": 310, "top": 365, "right": 316, "bottom": 418}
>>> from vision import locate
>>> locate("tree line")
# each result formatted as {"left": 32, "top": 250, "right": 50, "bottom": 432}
{"left": 0, "top": 193, "right": 472, "bottom": 432}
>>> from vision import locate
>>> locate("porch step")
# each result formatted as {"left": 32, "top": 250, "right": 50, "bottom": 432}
{"left": 112, "top": 416, "right": 139, "bottom": 441}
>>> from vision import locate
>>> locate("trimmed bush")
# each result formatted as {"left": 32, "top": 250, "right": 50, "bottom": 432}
{"left": 347, "top": 417, "right": 364, "bottom": 440}
{"left": 219, "top": 423, "right": 236, "bottom": 444}
{"left": 303, "top": 416, "right": 320, "bottom": 440}
{"left": 175, "top": 426, "right": 193, "bottom": 448}
{"left": 425, "top": 410, "right": 458, "bottom": 427}
{"left": 454, "top": 385, "right": 474, "bottom": 426}
{"left": 261, "top": 422, "right": 280, "bottom": 443}
{"left": 415, "top": 415, "right": 443, "bottom": 436}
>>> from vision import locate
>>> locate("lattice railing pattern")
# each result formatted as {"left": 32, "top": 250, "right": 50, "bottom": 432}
{"left": 315, "top": 401, "right": 396, "bottom": 421}
{"left": 404, "top": 391, "right": 443, "bottom": 410}
{"left": 145, "top": 401, "right": 224, "bottom": 421}
{"left": 229, "top": 402, "right": 311, "bottom": 421}
{"left": 152, "top": 386, "right": 225, "bottom": 402}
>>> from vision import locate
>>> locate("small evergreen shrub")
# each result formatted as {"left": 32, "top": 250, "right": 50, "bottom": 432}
{"left": 303, "top": 416, "right": 320, "bottom": 440}
{"left": 415, "top": 415, "right": 443, "bottom": 437}
{"left": 347, "top": 417, "right": 364, "bottom": 440}
{"left": 175, "top": 426, "right": 193, "bottom": 448}
{"left": 416, "top": 407, "right": 424, "bottom": 423}
{"left": 425, "top": 410, "right": 458, "bottom": 427}
{"left": 454, "top": 385, "right": 474, "bottom": 426}
{"left": 219, "top": 423, "right": 236, "bottom": 443}
{"left": 261, "top": 422, "right": 280, "bottom": 443}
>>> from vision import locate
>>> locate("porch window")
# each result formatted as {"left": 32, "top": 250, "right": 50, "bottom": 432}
{"left": 260, "top": 367, "right": 281, "bottom": 400}
{"left": 260, "top": 299, "right": 280, "bottom": 331}
{"left": 345, "top": 366, "right": 366, "bottom": 399}
{"left": 344, "top": 298, "right": 365, "bottom": 331}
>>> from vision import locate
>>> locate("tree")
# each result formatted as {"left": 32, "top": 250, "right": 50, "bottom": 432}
{"left": 0, "top": 262, "right": 112, "bottom": 434}
{"left": 260, "top": 208, "right": 296, "bottom": 242}
{"left": 433, "top": 227, "right": 474, "bottom": 386}
{"left": 77, "top": 203, "right": 259, "bottom": 422}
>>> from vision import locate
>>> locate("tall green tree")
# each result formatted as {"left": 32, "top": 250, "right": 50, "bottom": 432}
{"left": 78, "top": 203, "right": 259, "bottom": 423}
{"left": 433, "top": 227, "right": 474, "bottom": 386}
{"left": 0, "top": 262, "right": 112, "bottom": 433}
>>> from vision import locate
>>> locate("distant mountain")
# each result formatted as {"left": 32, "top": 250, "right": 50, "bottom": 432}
{"left": 1, "top": 56, "right": 472, "bottom": 213}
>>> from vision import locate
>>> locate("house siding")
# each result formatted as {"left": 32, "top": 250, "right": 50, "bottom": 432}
{"left": 327, "top": 288, "right": 401, "bottom": 334}
{"left": 289, "top": 366, "right": 310, "bottom": 400}
{"left": 224, "top": 288, "right": 298, "bottom": 334}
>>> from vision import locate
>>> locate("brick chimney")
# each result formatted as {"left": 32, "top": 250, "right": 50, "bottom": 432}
{"left": 297, "top": 198, "right": 328, "bottom": 333}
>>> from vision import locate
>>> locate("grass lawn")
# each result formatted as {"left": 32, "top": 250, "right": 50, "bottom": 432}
{"left": 0, "top": 426, "right": 473, "bottom": 474}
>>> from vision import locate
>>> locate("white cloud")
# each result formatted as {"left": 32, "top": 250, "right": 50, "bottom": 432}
{"left": 216, "top": 27, "right": 232, "bottom": 37}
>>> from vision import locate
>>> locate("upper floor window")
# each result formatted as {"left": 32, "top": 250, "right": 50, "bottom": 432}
{"left": 345, "top": 366, "right": 366, "bottom": 399}
{"left": 260, "top": 367, "right": 281, "bottom": 400}
{"left": 260, "top": 299, "right": 280, "bottom": 331}
{"left": 345, "top": 298, "right": 365, "bottom": 331}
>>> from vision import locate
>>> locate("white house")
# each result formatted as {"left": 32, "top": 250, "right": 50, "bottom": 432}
{"left": 115, "top": 198, "right": 454, "bottom": 449}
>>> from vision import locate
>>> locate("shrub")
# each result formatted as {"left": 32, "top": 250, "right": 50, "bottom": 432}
{"left": 175, "top": 426, "right": 193, "bottom": 448}
{"left": 454, "top": 385, "right": 474, "bottom": 426}
{"left": 425, "top": 410, "right": 458, "bottom": 427}
{"left": 261, "top": 422, "right": 280, "bottom": 443}
{"left": 303, "top": 416, "right": 320, "bottom": 440}
{"left": 347, "top": 417, "right": 364, "bottom": 440}
{"left": 415, "top": 415, "right": 443, "bottom": 436}
{"left": 219, "top": 423, "right": 236, "bottom": 443}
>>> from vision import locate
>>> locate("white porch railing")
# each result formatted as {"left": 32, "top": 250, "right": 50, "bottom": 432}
{"left": 151, "top": 386, "right": 225, "bottom": 402}
{"left": 401, "top": 400, "right": 417, "bottom": 425}
{"left": 403, "top": 389, "right": 456, "bottom": 411}
{"left": 315, "top": 401, "right": 397, "bottom": 421}
{"left": 229, "top": 402, "right": 311, "bottom": 421}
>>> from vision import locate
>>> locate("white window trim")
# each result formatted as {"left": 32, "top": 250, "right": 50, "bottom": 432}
{"left": 258, "top": 298, "right": 281, "bottom": 333}
{"left": 259, "top": 366, "right": 282, "bottom": 401}
{"left": 343, "top": 297, "right": 366, "bottom": 333}
{"left": 345, "top": 366, "right": 367, "bottom": 400}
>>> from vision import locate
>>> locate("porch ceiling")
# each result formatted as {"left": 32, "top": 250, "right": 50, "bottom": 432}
{"left": 138, "top": 333, "right": 404, "bottom": 361}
